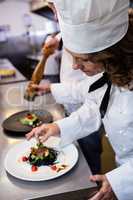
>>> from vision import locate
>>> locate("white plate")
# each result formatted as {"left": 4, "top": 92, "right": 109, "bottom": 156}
{"left": 4, "top": 137, "right": 78, "bottom": 181}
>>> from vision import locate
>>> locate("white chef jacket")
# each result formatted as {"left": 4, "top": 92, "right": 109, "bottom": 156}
{"left": 60, "top": 48, "right": 88, "bottom": 113}
{"left": 50, "top": 77, "right": 133, "bottom": 200}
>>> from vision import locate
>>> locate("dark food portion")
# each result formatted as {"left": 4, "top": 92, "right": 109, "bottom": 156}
{"left": 28, "top": 143, "right": 58, "bottom": 166}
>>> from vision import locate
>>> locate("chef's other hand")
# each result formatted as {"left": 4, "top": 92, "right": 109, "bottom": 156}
{"left": 26, "top": 123, "right": 60, "bottom": 143}
{"left": 89, "top": 175, "right": 117, "bottom": 200}
{"left": 42, "top": 35, "right": 60, "bottom": 55}
{"left": 30, "top": 81, "right": 51, "bottom": 96}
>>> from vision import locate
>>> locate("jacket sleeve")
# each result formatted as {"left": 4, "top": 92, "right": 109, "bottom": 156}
{"left": 51, "top": 75, "right": 102, "bottom": 104}
{"left": 55, "top": 96, "right": 102, "bottom": 147}
{"left": 51, "top": 79, "right": 90, "bottom": 104}
{"left": 106, "top": 160, "right": 133, "bottom": 200}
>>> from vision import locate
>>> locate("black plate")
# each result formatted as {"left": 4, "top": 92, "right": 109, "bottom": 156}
{"left": 2, "top": 110, "right": 53, "bottom": 134}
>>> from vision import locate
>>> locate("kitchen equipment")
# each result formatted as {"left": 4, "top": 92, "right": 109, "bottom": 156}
{"left": 24, "top": 45, "right": 55, "bottom": 101}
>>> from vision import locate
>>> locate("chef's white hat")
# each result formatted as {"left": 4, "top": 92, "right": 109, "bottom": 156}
{"left": 50, "top": 0, "right": 129, "bottom": 53}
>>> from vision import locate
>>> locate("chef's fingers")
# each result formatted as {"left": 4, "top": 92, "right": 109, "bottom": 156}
{"left": 88, "top": 191, "right": 104, "bottom": 200}
{"left": 39, "top": 127, "right": 51, "bottom": 143}
{"left": 25, "top": 127, "right": 39, "bottom": 140}
{"left": 90, "top": 175, "right": 104, "bottom": 182}
{"left": 38, "top": 134, "right": 50, "bottom": 143}
{"left": 101, "top": 191, "right": 116, "bottom": 200}
{"left": 25, "top": 132, "right": 33, "bottom": 140}
{"left": 30, "top": 84, "right": 40, "bottom": 90}
{"left": 45, "top": 38, "right": 57, "bottom": 48}
{"left": 34, "top": 128, "right": 45, "bottom": 140}
{"left": 102, "top": 196, "right": 112, "bottom": 200}
{"left": 43, "top": 36, "right": 59, "bottom": 51}
{"left": 32, "top": 82, "right": 51, "bottom": 93}
{"left": 102, "top": 194, "right": 114, "bottom": 200}
{"left": 29, "top": 84, "right": 44, "bottom": 93}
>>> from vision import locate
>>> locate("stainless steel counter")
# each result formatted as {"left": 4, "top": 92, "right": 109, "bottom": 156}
{"left": 0, "top": 81, "right": 96, "bottom": 200}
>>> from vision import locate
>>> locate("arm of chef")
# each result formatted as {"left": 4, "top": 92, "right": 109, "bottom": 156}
{"left": 55, "top": 97, "right": 101, "bottom": 146}
{"left": 106, "top": 160, "right": 133, "bottom": 200}
{"left": 51, "top": 78, "right": 92, "bottom": 104}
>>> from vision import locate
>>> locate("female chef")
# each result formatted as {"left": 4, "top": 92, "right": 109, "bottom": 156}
{"left": 26, "top": 0, "right": 133, "bottom": 199}
{"left": 41, "top": 2, "right": 102, "bottom": 174}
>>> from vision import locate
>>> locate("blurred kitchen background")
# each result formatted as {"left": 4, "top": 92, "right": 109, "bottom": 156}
{"left": 0, "top": 0, "right": 60, "bottom": 80}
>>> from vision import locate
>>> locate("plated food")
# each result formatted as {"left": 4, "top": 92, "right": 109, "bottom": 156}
{"left": 28, "top": 143, "right": 58, "bottom": 166}
{"left": 20, "top": 113, "right": 42, "bottom": 127}
{"left": 21, "top": 142, "right": 67, "bottom": 172}
{"left": 4, "top": 137, "right": 79, "bottom": 181}
{"left": 2, "top": 110, "right": 53, "bottom": 134}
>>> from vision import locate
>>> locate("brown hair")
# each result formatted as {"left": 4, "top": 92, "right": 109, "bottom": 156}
{"left": 90, "top": 17, "right": 133, "bottom": 89}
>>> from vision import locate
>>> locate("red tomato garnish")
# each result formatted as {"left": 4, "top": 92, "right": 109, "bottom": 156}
{"left": 22, "top": 156, "right": 28, "bottom": 162}
{"left": 27, "top": 114, "right": 33, "bottom": 119}
{"left": 31, "top": 165, "right": 38, "bottom": 172}
{"left": 51, "top": 165, "right": 57, "bottom": 171}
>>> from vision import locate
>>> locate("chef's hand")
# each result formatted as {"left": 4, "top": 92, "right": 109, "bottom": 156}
{"left": 89, "top": 175, "right": 116, "bottom": 200}
{"left": 26, "top": 123, "right": 60, "bottom": 143}
{"left": 42, "top": 35, "right": 60, "bottom": 56}
{"left": 29, "top": 81, "right": 51, "bottom": 96}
